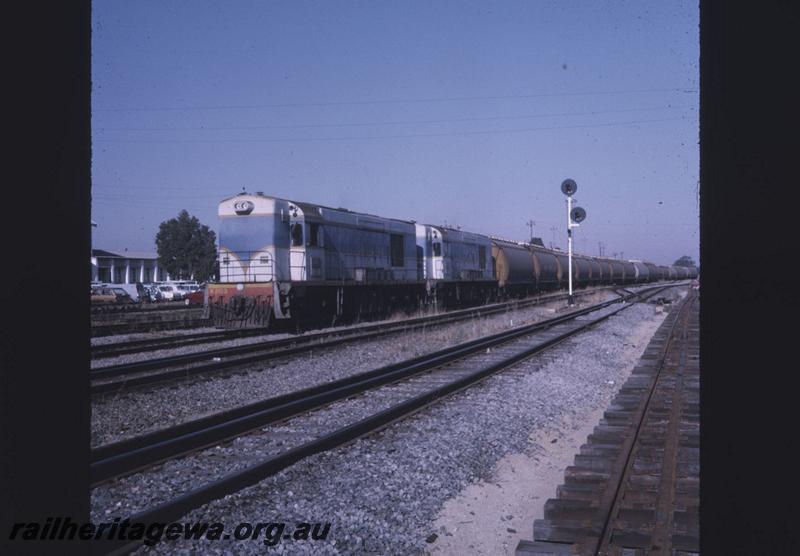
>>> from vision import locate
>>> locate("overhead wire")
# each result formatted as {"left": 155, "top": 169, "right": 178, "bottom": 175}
{"left": 93, "top": 116, "right": 689, "bottom": 144}
{"left": 94, "top": 87, "right": 697, "bottom": 112}
{"left": 94, "top": 105, "right": 695, "bottom": 132}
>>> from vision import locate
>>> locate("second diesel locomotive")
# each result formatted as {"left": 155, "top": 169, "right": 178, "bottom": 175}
{"left": 208, "top": 192, "right": 697, "bottom": 327}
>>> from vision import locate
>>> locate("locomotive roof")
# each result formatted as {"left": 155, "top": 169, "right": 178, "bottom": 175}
{"left": 220, "top": 193, "right": 676, "bottom": 267}
{"left": 429, "top": 224, "right": 489, "bottom": 238}
{"left": 295, "top": 200, "right": 418, "bottom": 225}
{"left": 221, "top": 192, "right": 417, "bottom": 226}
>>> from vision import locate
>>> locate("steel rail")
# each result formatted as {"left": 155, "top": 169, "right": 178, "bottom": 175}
{"left": 90, "top": 284, "right": 621, "bottom": 359}
{"left": 91, "top": 327, "right": 270, "bottom": 359}
{"left": 91, "top": 286, "right": 671, "bottom": 485}
{"left": 92, "top": 284, "right": 675, "bottom": 555}
{"left": 515, "top": 289, "right": 699, "bottom": 556}
{"left": 89, "top": 286, "right": 639, "bottom": 394}
{"left": 91, "top": 282, "right": 689, "bottom": 359}
{"left": 589, "top": 290, "right": 697, "bottom": 555}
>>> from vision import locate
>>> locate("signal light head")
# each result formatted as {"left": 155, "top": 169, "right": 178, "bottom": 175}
{"left": 561, "top": 179, "right": 578, "bottom": 196}
{"left": 570, "top": 206, "right": 587, "bottom": 223}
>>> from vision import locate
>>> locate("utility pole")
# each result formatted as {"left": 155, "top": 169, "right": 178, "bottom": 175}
{"left": 527, "top": 220, "right": 536, "bottom": 243}
{"left": 598, "top": 241, "right": 604, "bottom": 257}
{"left": 549, "top": 226, "right": 558, "bottom": 249}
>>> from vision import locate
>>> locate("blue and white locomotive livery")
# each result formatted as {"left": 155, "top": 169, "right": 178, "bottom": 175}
{"left": 209, "top": 192, "right": 496, "bottom": 326}
{"left": 208, "top": 191, "right": 698, "bottom": 327}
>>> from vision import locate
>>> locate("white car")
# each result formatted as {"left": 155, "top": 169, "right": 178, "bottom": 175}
{"left": 177, "top": 284, "right": 199, "bottom": 297}
{"left": 158, "top": 284, "right": 184, "bottom": 301}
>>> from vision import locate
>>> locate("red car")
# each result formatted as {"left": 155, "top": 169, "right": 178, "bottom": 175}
{"left": 184, "top": 285, "right": 207, "bottom": 306}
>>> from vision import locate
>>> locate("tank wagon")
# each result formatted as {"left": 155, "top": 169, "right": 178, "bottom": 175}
{"left": 208, "top": 192, "right": 697, "bottom": 327}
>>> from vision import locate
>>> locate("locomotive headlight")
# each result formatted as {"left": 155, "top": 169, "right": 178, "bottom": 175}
{"left": 233, "top": 200, "right": 255, "bottom": 215}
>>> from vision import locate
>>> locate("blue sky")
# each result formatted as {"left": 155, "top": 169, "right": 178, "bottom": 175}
{"left": 92, "top": 0, "right": 698, "bottom": 265}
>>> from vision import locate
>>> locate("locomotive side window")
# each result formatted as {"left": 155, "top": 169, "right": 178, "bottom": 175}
{"left": 390, "top": 234, "right": 404, "bottom": 267}
{"left": 308, "top": 223, "right": 320, "bottom": 247}
{"left": 479, "top": 245, "right": 486, "bottom": 269}
{"left": 433, "top": 242, "right": 441, "bottom": 257}
{"left": 291, "top": 223, "right": 304, "bottom": 246}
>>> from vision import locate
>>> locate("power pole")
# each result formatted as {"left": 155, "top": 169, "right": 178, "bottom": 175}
{"left": 527, "top": 220, "right": 536, "bottom": 242}
{"left": 549, "top": 226, "right": 558, "bottom": 249}
{"left": 598, "top": 241, "right": 604, "bottom": 257}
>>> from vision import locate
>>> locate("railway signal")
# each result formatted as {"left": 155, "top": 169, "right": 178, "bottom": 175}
{"left": 561, "top": 179, "right": 587, "bottom": 305}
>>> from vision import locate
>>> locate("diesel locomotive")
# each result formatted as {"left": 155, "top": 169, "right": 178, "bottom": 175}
{"left": 207, "top": 192, "right": 697, "bottom": 327}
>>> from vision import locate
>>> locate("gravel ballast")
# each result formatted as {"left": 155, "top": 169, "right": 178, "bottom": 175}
{"left": 90, "top": 288, "right": 614, "bottom": 365}
{"left": 91, "top": 290, "right": 618, "bottom": 447}
{"left": 91, "top": 286, "right": 686, "bottom": 554}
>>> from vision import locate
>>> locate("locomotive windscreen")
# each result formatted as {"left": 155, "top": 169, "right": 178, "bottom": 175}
{"left": 219, "top": 214, "right": 289, "bottom": 254}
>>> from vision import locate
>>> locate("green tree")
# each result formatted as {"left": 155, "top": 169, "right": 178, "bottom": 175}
{"left": 155, "top": 210, "right": 217, "bottom": 281}
{"left": 673, "top": 255, "right": 697, "bottom": 267}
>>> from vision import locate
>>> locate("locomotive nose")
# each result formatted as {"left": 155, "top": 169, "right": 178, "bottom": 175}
{"left": 248, "top": 250, "right": 275, "bottom": 282}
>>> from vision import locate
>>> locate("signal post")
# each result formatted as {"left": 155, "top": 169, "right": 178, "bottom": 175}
{"left": 560, "top": 179, "right": 587, "bottom": 306}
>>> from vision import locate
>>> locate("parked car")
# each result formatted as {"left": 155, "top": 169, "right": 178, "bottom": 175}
{"left": 138, "top": 283, "right": 162, "bottom": 303}
{"left": 108, "top": 283, "right": 140, "bottom": 302}
{"left": 91, "top": 287, "right": 134, "bottom": 304}
{"left": 136, "top": 282, "right": 149, "bottom": 302}
{"left": 150, "top": 285, "right": 164, "bottom": 302}
{"left": 109, "top": 287, "right": 135, "bottom": 304}
{"left": 184, "top": 284, "right": 206, "bottom": 306}
{"left": 177, "top": 284, "right": 199, "bottom": 298}
{"left": 90, "top": 287, "right": 116, "bottom": 305}
{"left": 157, "top": 284, "right": 184, "bottom": 301}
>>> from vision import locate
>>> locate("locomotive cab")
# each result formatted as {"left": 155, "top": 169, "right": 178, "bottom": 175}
{"left": 286, "top": 202, "right": 326, "bottom": 282}
{"left": 430, "top": 227, "right": 444, "bottom": 280}
{"left": 415, "top": 224, "right": 444, "bottom": 280}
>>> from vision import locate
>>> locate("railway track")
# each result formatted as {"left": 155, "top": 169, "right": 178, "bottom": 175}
{"left": 91, "top": 285, "right": 676, "bottom": 554}
{"left": 90, "top": 307, "right": 211, "bottom": 338}
{"left": 91, "top": 301, "right": 192, "bottom": 315}
{"left": 89, "top": 286, "right": 636, "bottom": 395}
{"left": 90, "top": 285, "right": 627, "bottom": 359}
{"left": 517, "top": 288, "right": 699, "bottom": 555}
{"left": 91, "top": 326, "right": 269, "bottom": 359}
